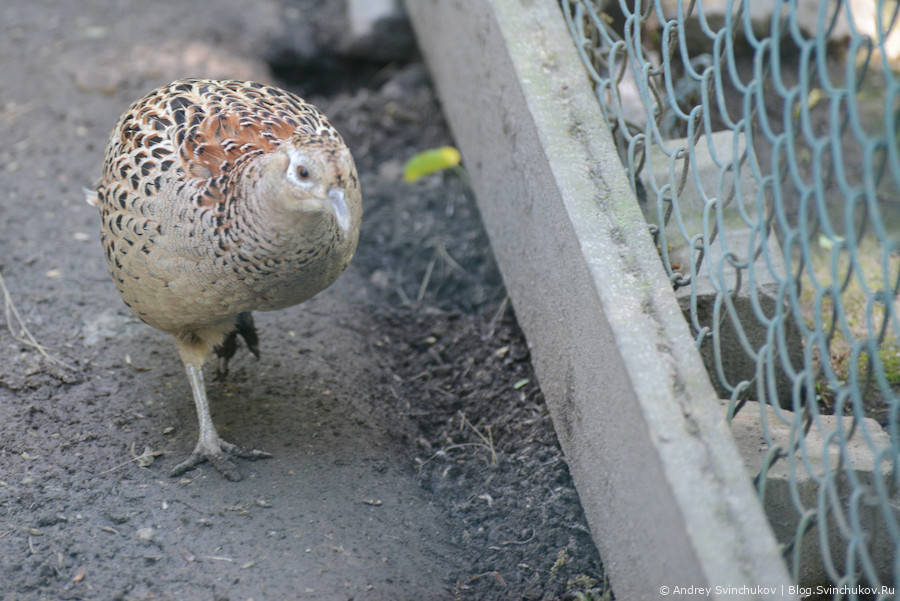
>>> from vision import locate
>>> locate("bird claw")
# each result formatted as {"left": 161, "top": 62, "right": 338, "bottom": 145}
{"left": 169, "top": 438, "right": 272, "bottom": 481}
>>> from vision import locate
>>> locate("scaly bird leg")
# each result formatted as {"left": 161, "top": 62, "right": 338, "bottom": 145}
{"left": 169, "top": 362, "right": 271, "bottom": 481}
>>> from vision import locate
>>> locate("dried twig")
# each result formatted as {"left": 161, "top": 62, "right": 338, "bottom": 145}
{"left": 500, "top": 528, "right": 535, "bottom": 546}
{"left": 0, "top": 270, "right": 75, "bottom": 370}
{"left": 416, "top": 254, "right": 437, "bottom": 302}
{"left": 434, "top": 241, "right": 465, "bottom": 274}
{"left": 463, "top": 571, "right": 506, "bottom": 586}
{"left": 459, "top": 411, "right": 498, "bottom": 465}
{"left": 487, "top": 296, "right": 510, "bottom": 337}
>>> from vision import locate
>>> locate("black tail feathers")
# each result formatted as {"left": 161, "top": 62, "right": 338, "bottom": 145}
{"left": 214, "top": 312, "right": 260, "bottom": 378}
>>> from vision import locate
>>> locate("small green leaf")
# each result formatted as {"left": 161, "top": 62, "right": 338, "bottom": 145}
{"left": 817, "top": 234, "right": 844, "bottom": 250}
{"left": 513, "top": 378, "right": 530, "bottom": 390}
{"left": 403, "top": 146, "right": 461, "bottom": 182}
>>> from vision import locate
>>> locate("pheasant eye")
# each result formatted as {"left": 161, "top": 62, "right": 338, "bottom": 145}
{"left": 296, "top": 166, "right": 310, "bottom": 180}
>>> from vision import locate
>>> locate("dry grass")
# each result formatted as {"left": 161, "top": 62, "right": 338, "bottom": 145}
{"left": 798, "top": 236, "right": 900, "bottom": 415}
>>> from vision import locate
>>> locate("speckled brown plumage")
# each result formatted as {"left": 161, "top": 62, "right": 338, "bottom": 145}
{"left": 89, "top": 78, "right": 362, "bottom": 480}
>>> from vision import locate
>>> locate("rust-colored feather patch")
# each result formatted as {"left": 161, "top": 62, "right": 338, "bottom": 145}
{"left": 97, "top": 78, "right": 345, "bottom": 215}
{"left": 181, "top": 111, "right": 299, "bottom": 182}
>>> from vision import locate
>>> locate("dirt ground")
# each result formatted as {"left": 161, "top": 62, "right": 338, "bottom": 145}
{"left": 0, "top": 1, "right": 607, "bottom": 599}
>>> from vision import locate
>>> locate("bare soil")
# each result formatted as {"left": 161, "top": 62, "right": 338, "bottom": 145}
{"left": 0, "top": 1, "right": 607, "bottom": 600}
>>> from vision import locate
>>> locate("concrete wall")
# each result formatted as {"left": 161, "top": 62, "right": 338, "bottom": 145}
{"left": 404, "top": 0, "right": 795, "bottom": 598}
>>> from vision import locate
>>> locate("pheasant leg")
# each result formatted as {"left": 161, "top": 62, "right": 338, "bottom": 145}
{"left": 169, "top": 363, "right": 271, "bottom": 481}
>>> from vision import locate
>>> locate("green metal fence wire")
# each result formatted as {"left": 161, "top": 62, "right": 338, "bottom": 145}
{"left": 561, "top": 0, "right": 900, "bottom": 596}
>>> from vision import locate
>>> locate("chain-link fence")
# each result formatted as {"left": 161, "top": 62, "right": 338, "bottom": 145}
{"left": 561, "top": 0, "right": 900, "bottom": 595}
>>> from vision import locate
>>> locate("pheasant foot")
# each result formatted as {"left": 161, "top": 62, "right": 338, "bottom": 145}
{"left": 170, "top": 437, "right": 272, "bottom": 481}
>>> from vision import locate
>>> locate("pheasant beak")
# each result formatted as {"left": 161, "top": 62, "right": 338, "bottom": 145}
{"left": 328, "top": 187, "right": 350, "bottom": 233}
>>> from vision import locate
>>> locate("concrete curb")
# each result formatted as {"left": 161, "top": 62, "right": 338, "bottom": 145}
{"left": 404, "top": 0, "right": 796, "bottom": 597}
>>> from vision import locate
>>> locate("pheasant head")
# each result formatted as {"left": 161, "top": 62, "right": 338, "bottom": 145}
{"left": 256, "top": 132, "right": 362, "bottom": 244}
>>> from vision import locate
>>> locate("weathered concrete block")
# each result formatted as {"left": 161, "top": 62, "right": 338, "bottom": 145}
{"left": 640, "top": 131, "right": 804, "bottom": 405}
{"left": 405, "top": 0, "right": 794, "bottom": 598}
{"left": 729, "top": 400, "right": 898, "bottom": 587}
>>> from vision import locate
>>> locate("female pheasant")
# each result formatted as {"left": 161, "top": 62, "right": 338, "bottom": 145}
{"left": 89, "top": 78, "right": 362, "bottom": 480}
